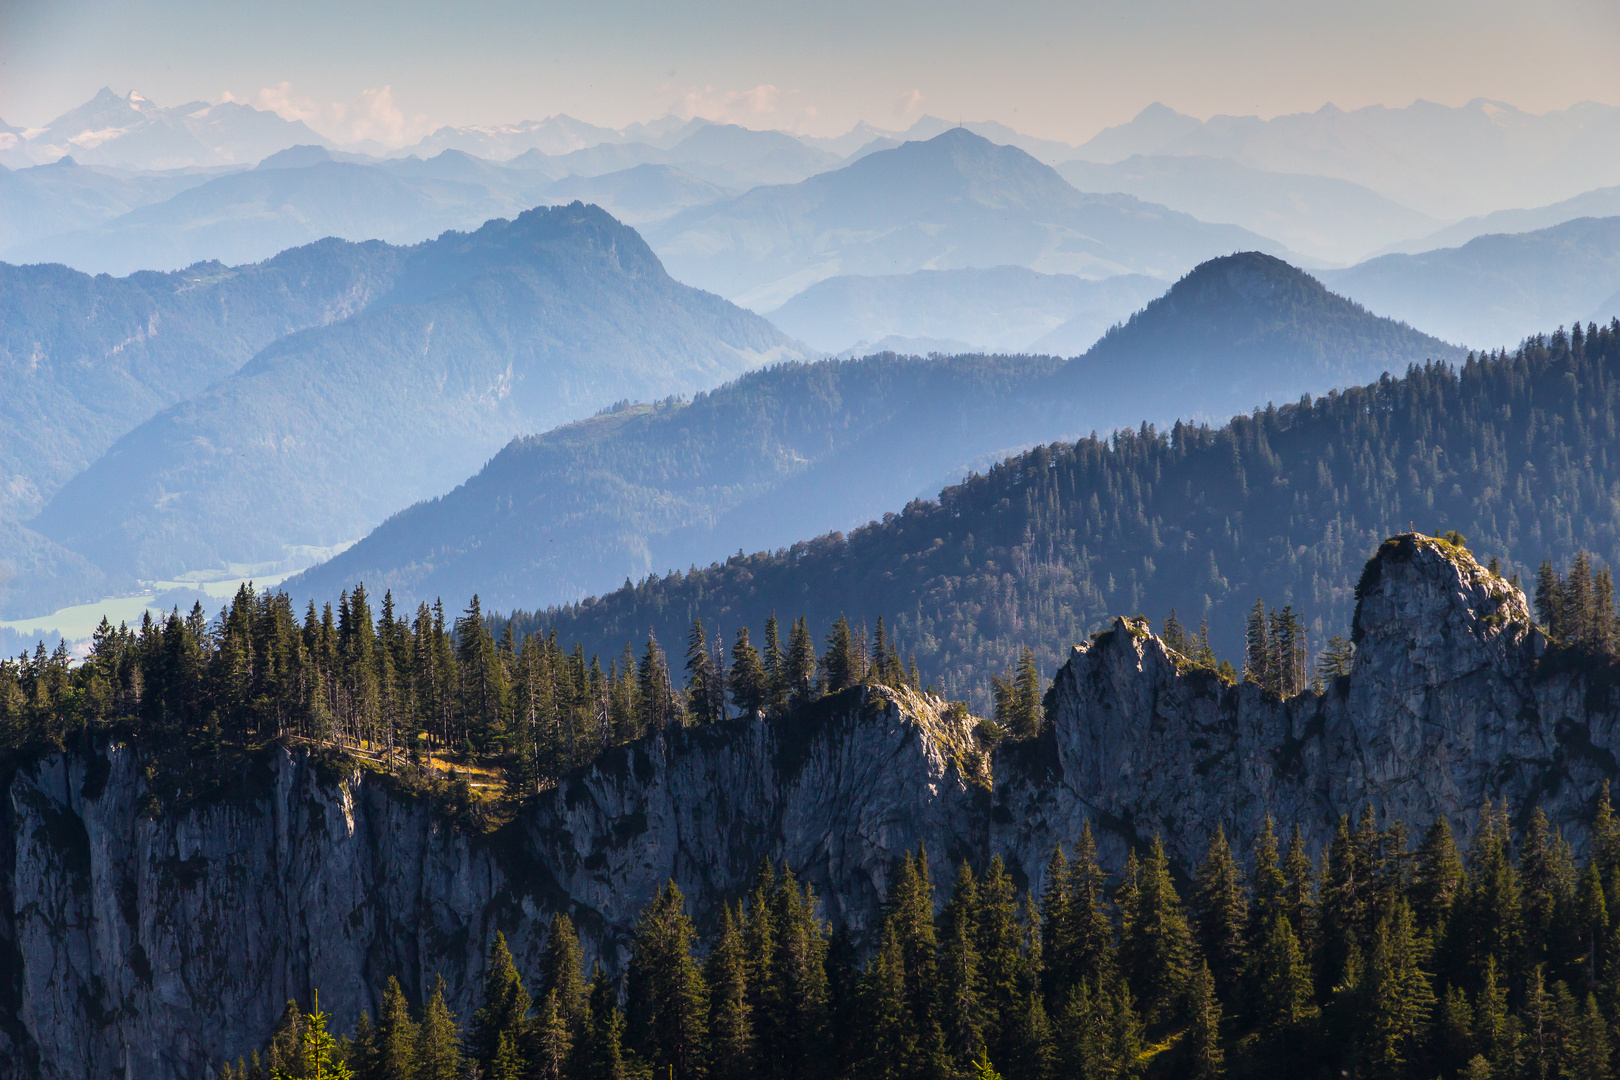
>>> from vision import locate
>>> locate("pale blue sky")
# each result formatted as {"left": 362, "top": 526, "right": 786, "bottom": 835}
{"left": 2, "top": 0, "right": 1617, "bottom": 144}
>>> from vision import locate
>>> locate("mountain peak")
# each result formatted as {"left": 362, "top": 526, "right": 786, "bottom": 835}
{"left": 1066, "top": 253, "right": 1463, "bottom": 424}
{"left": 256, "top": 144, "right": 334, "bottom": 169}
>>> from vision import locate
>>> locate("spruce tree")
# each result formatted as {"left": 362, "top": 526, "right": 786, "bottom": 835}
{"left": 1011, "top": 648, "right": 1042, "bottom": 738}
{"left": 540, "top": 912, "right": 586, "bottom": 1032}
{"left": 823, "top": 615, "right": 857, "bottom": 694}
{"left": 786, "top": 617, "right": 818, "bottom": 704}
{"left": 627, "top": 879, "right": 709, "bottom": 1080}
{"left": 1186, "top": 963, "right": 1224, "bottom": 1080}
{"left": 705, "top": 904, "right": 752, "bottom": 1080}
{"left": 1244, "top": 599, "right": 1273, "bottom": 691}
{"left": 580, "top": 964, "right": 632, "bottom": 1080}
{"left": 940, "top": 863, "right": 987, "bottom": 1067}
{"left": 1192, "top": 825, "right": 1248, "bottom": 998}
{"left": 371, "top": 976, "right": 416, "bottom": 1080}
{"left": 762, "top": 614, "right": 787, "bottom": 712}
{"left": 1255, "top": 914, "right": 1314, "bottom": 1030}
{"left": 1365, "top": 902, "right": 1435, "bottom": 1077}
{"left": 728, "top": 627, "right": 767, "bottom": 717}
{"left": 415, "top": 975, "right": 463, "bottom": 1080}
{"left": 977, "top": 856, "right": 1024, "bottom": 1068}
{"left": 471, "top": 933, "right": 530, "bottom": 1078}
{"left": 685, "top": 618, "right": 715, "bottom": 725}
{"left": 1120, "top": 835, "right": 1194, "bottom": 1023}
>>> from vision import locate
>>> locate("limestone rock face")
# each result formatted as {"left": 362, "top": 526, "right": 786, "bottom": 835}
{"left": 2, "top": 535, "right": 1617, "bottom": 1078}
{"left": 0, "top": 686, "right": 986, "bottom": 1078}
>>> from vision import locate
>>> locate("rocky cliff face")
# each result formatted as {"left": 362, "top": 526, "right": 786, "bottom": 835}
{"left": 2, "top": 534, "right": 1616, "bottom": 1078}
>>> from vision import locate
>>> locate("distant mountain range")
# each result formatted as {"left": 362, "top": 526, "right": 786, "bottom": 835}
{"left": 0, "top": 88, "right": 326, "bottom": 170}
{"left": 645, "top": 128, "right": 1290, "bottom": 309}
{"left": 3, "top": 148, "right": 742, "bottom": 276}
{"left": 1056, "top": 154, "right": 1439, "bottom": 264}
{"left": 1376, "top": 185, "right": 1620, "bottom": 256}
{"left": 291, "top": 253, "right": 1460, "bottom": 613}
{"left": 1320, "top": 216, "right": 1620, "bottom": 348}
{"left": 765, "top": 266, "right": 1164, "bottom": 355}
{"left": 17, "top": 204, "right": 805, "bottom": 611}
{"left": 1074, "top": 99, "right": 1620, "bottom": 220}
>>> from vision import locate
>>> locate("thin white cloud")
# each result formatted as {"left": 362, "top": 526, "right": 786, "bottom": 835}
{"left": 252, "top": 81, "right": 432, "bottom": 147}
{"left": 666, "top": 83, "right": 818, "bottom": 132}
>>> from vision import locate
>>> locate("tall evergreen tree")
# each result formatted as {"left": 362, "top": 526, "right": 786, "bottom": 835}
{"left": 1119, "top": 835, "right": 1195, "bottom": 1023}
{"left": 1192, "top": 825, "right": 1248, "bottom": 998}
{"left": 471, "top": 933, "right": 530, "bottom": 1078}
{"left": 728, "top": 627, "right": 767, "bottom": 717}
{"left": 627, "top": 880, "right": 710, "bottom": 1080}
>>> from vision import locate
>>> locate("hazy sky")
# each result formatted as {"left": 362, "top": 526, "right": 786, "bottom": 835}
{"left": 2, "top": 0, "right": 1618, "bottom": 145}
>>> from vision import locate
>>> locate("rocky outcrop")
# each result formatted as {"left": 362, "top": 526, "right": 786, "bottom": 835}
{"left": 992, "top": 533, "right": 1607, "bottom": 883}
{"left": 3, "top": 534, "right": 1618, "bottom": 1078}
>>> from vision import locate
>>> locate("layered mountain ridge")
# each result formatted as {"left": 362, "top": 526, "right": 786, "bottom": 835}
{"left": 25, "top": 202, "right": 804, "bottom": 595}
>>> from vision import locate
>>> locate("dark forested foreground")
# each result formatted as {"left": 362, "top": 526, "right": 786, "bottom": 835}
{"left": 509, "top": 319, "right": 1620, "bottom": 706}
{"left": 226, "top": 793, "right": 1620, "bottom": 1080}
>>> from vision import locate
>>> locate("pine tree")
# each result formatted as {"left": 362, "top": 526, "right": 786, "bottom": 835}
{"left": 415, "top": 975, "right": 463, "bottom": 1080}
{"left": 786, "top": 617, "right": 818, "bottom": 705}
{"left": 1120, "top": 835, "right": 1194, "bottom": 1023}
{"left": 685, "top": 618, "right": 715, "bottom": 725}
{"left": 1365, "top": 901, "right": 1435, "bottom": 1077}
{"left": 1191, "top": 825, "right": 1248, "bottom": 998}
{"left": 940, "top": 863, "right": 986, "bottom": 1067}
{"left": 705, "top": 904, "right": 752, "bottom": 1080}
{"left": 471, "top": 933, "right": 530, "bottom": 1078}
{"left": 627, "top": 879, "right": 709, "bottom": 1080}
{"left": 540, "top": 912, "right": 586, "bottom": 1034}
{"left": 728, "top": 627, "right": 767, "bottom": 717}
{"left": 823, "top": 615, "right": 857, "bottom": 693}
{"left": 370, "top": 977, "right": 416, "bottom": 1080}
{"left": 1185, "top": 963, "right": 1224, "bottom": 1080}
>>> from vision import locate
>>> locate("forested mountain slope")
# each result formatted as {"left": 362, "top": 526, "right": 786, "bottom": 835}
{"left": 643, "top": 128, "right": 1290, "bottom": 309}
{"left": 32, "top": 203, "right": 804, "bottom": 587}
{"left": 0, "top": 237, "right": 404, "bottom": 519}
{"left": 490, "top": 320, "right": 1620, "bottom": 706}
{"left": 289, "top": 355, "right": 1069, "bottom": 609}
{"left": 294, "top": 255, "right": 1455, "bottom": 616}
